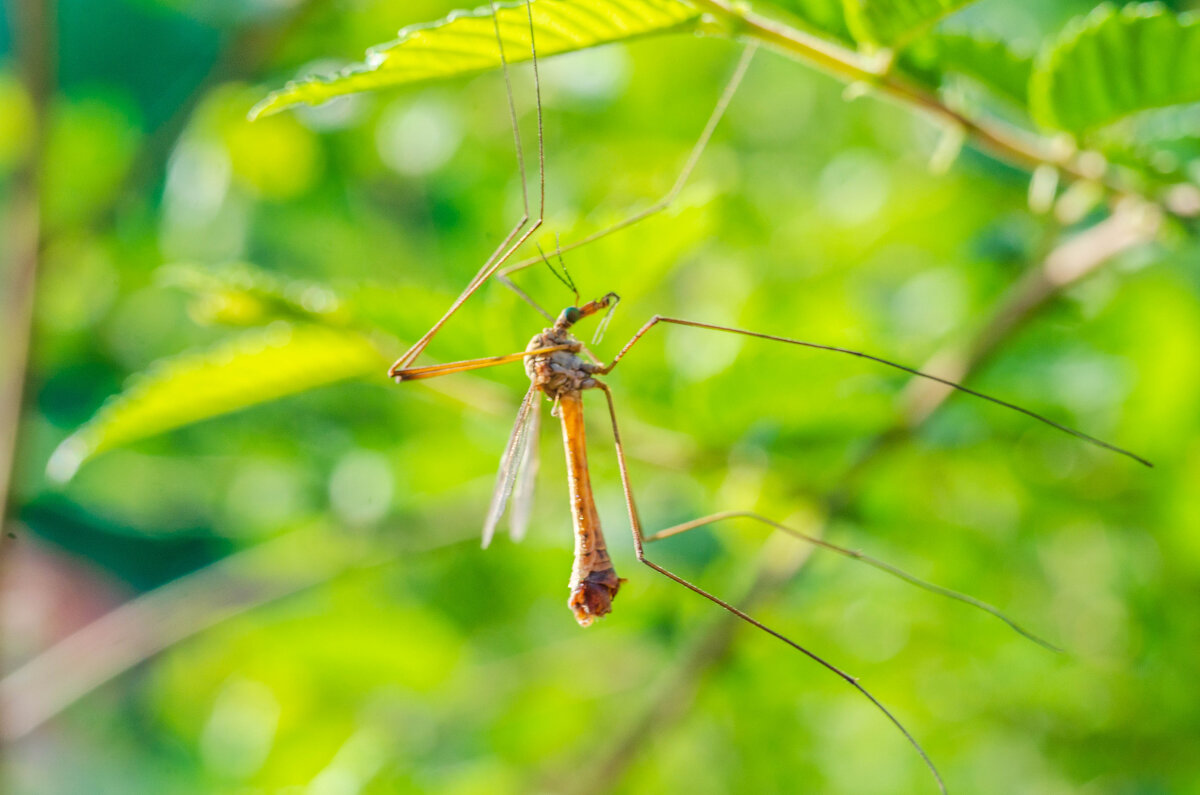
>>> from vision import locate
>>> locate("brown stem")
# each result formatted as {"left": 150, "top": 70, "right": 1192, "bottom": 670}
{"left": 2, "top": 2, "right": 332, "bottom": 510}
{"left": 0, "top": 0, "right": 333, "bottom": 747}
{"left": 1, "top": 5, "right": 54, "bottom": 764}
{"left": 0, "top": 525, "right": 428, "bottom": 742}
{"left": 1, "top": 0, "right": 55, "bottom": 537}
{"left": 901, "top": 198, "right": 1163, "bottom": 426}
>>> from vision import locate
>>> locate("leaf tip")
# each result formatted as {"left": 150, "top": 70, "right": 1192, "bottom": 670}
{"left": 46, "top": 436, "right": 90, "bottom": 484}
{"left": 247, "top": 94, "right": 284, "bottom": 121}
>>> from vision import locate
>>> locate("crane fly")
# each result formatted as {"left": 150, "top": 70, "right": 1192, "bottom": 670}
{"left": 393, "top": 291, "right": 1150, "bottom": 626}
{"left": 393, "top": 282, "right": 1153, "bottom": 606}
{"left": 395, "top": 293, "right": 624, "bottom": 623}
{"left": 382, "top": 1, "right": 1151, "bottom": 791}
{"left": 390, "top": 285, "right": 1149, "bottom": 793}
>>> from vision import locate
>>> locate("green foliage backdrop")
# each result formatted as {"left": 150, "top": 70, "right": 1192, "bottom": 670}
{"left": 3, "top": 1, "right": 1200, "bottom": 793}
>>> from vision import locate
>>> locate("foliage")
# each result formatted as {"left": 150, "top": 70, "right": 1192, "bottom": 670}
{"left": 7, "top": 1, "right": 1200, "bottom": 794}
{"left": 251, "top": 0, "right": 705, "bottom": 119}
{"left": 843, "top": 0, "right": 978, "bottom": 49}
{"left": 253, "top": 0, "right": 1200, "bottom": 160}
{"left": 47, "top": 322, "right": 386, "bottom": 482}
{"left": 904, "top": 32, "right": 1032, "bottom": 108}
{"left": 1030, "top": 3, "right": 1200, "bottom": 134}
{"left": 55, "top": 0, "right": 1200, "bottom": 481}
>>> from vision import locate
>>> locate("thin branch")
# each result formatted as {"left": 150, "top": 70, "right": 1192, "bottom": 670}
{"left": 0, "top": 525, "right": 411, "bottom": 742}
{"left": 0, "top": 394, "right": 695, "bottom": 744}
{"left": 0, "top": 2, "right": 336, "bottom": 743}
{"left": 689, "top": 0, "right": 1160, "bottom": 205}
{"left": 0, "top": 2, "right": 54, "bottom": 772}
{"left": 901, "top": 198, "right": 1163, "bottom": 425}
{"left": 1, "top": 0, "right": 55, "bottom": 535}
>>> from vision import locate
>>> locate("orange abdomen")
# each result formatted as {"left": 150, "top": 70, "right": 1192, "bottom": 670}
{"left": 557, "top": 391, "right": 621, "bottom": 626}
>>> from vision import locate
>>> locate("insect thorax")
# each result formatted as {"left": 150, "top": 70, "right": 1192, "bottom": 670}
{"left": 525, "top": 328, "right": 598, "bottom": 398}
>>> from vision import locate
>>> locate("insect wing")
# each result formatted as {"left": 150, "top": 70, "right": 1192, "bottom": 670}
{"left": 509, "top": 393, "right": 541, "bottom": 541}
{"left": 482, "top": 386, "right": 537, "bottom": 548}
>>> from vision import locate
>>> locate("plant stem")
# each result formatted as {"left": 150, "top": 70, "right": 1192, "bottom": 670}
{"left": 0, "top": 526, "right": 387, "bottom": 741}
{"left": 901, "top": 198, "right": 1162, "bottom": 426}
{"left": 1, "top": 0, "right": 55, "bottom": 538}
{"left": 690, "top": 0, "right": 1141, "bottom": 199}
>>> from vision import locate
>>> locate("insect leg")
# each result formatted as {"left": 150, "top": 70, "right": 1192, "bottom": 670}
{"left": 390, "top": 345, "right": 569, "bottom": 382}
{"left": 597, "top": 315, "right": 1151, "bottom": 467}
{"left": 390, "top": 0, "right": 547, "bottom": 373}
{"left": 495, "top": 43, "right": 758, "bottom": 283}
{"left": 593, "top": 381, "right": 947, "bottom": 795}
{"left": 647, "top": 510, "right": 1060, "bottom": 652}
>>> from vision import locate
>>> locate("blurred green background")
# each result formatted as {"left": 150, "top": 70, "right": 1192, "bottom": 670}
{"left": 3, "top": 0, "right": 1200, "bottom": 793}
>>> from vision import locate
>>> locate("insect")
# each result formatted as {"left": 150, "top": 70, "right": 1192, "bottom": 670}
{"left": 393, "top": 282, "right": 1148, "bottom": 621}
{"left": 385, "top": 2, "right": 1150, "bottom": 791}
{"left": 391, "top": 277, "right": 1147, "bottom": 791}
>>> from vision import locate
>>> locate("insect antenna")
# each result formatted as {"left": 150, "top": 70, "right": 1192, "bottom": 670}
{"left": 538, "top": 236, "right": 580, "bottom": 305}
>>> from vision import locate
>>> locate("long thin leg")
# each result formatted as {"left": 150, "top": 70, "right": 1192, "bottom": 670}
{"left": 598, "top": 316, "right": 1151, "bottom": 467}
{"left": 496, "top": 43, "right": 759, "bottom": 282}
{"left": 389, "top": 0, "right": 547, "bottom": 373}
{"left": 404, "top": 41, "right": 757, "bottom": 371}
{"left": 594, "top": 382, "right": 947, "bottom": 795}
{"left": 492, "top": 43, "right": 758, "bottom": 323}
{"left": 648, "top": 511, "right": 1059, "bottom": 652}
{"left": 391, "top": 345, "right": 569, "bottom": 383}
{"left": 496, "top": 273, "right": 555, "bottom": 322}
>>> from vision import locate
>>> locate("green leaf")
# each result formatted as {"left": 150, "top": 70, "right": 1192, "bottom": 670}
{"left": 920, "top": 33, "right": 1032, "bottom": 108}
{"left": 766, "top": 0, "right": 855, "bottom": 45}
{"left": 161, "top": 262, "right": 350, "bottom": 327}
{"left": 1030, "top": 3, "right": 1200, "bottom": 135}
{"left": 251, "top": 0, "right": 704, "bottom": 119}
{"left": 48, "top": 323, "right": 387, "bottom": 482}
{"left": 842, "top": 0, "right": 981, "bottom": 48}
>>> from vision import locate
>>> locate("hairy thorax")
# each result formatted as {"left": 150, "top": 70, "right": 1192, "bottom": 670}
{"left": 524, "top": 327, "right": 599, "bottom": 399}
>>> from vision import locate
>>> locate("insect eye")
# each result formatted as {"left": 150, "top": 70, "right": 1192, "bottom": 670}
{"left": 564, "top": 307, "right": 582, "bottom": 324}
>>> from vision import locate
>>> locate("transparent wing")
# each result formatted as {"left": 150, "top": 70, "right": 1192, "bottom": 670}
{"left": 509, "top": 393, "right": 541, "bottom": 542}
{"left": 482, "top": 386, "right": 538, "bottom": 548}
